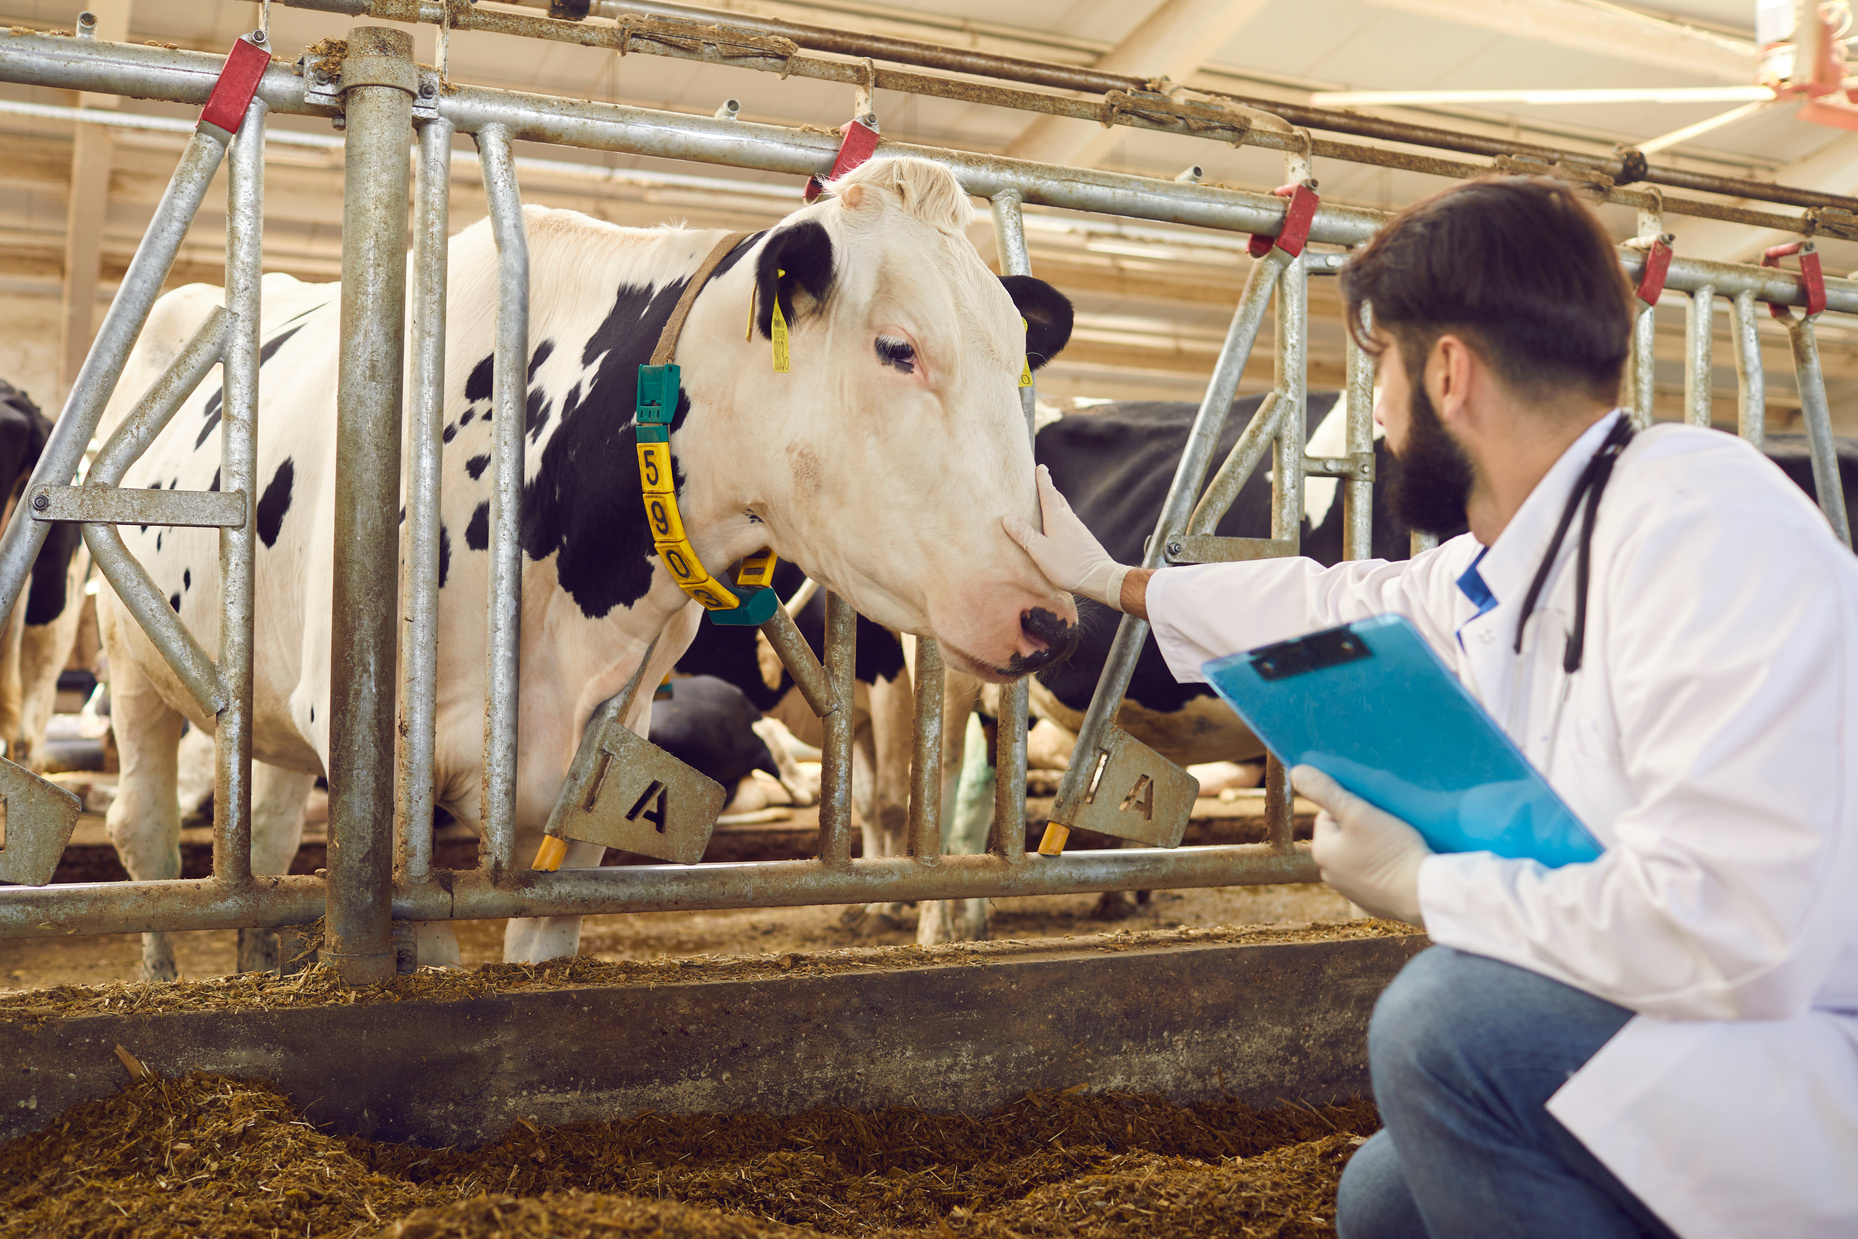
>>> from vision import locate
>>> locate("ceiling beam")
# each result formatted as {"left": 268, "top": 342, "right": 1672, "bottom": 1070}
{"left": 1352, "top": 0, "right": 1754, "bottom": 83}
{"left": 1670, "top": 131, "right": 1858, "bottom": 261}
{"left": 1003, "top": 0, "right": 1273, "bottom": 168}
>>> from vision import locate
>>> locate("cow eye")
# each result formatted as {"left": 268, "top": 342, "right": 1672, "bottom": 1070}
{"left": 874, "top": 335, "right": 916, "bottom": 374}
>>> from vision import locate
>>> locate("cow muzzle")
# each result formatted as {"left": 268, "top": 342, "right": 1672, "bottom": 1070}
{"left": 1004, "top": 606, "right": 1080, "bottom": 676}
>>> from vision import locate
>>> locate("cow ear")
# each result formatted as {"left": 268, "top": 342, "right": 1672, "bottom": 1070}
{"left": 1001, "top": 276, "right": 1073, "bottom": 371}
{"left": 756, "top": 221, "right": 836, "bottom": 339}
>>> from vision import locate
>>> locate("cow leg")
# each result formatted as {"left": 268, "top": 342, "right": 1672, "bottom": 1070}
{"left": 15, "top": 534, "right": 89, "bottom": 770}
{"left": 101, "top": 650, "right": 188, "bottom": 981}
{"left": 918, "top": 711, "right": 994, "bottom": 945}
{"left": 502, "top": 839, "right": 605, "bottom": 963}
{"left": 234, "top": 761, "right": 315, "bottom": 973}
{"left": 849, "top": 666, "right": 913, "bottom": 933}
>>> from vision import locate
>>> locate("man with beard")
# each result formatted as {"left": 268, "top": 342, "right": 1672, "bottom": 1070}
{"left": 1006, "top": 176, "right": 1858, "bottom": 1239}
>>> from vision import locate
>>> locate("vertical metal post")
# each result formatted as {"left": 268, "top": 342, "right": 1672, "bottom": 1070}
{"left": 400, "top": 115, "right": 453, "bottom": 880}
{"left": 1729, "top": 288, "right": 1765, "bottom": 448}
{"left": 1263, "top": 253, "right": 1307, "bottom": 852}
{"left": 1685, "top": 286, "right": 1715, "bottom": 429}
{"left": 906, "top": 637, "right": 944, "bottom": 860}
{"left": 1046, "top": 246, "right": 1292, "bottom": 842}
{"left": 324, "top": 27, "right": 415, "bottom": 986}
{"left": 1783, "top": 316, "right": 1854, "bottom": 548}
{"left": 475, "top": 123, "right": 528, "bottom": 881}
{"left": 1342, "top": 299, "right": 1374, "bottom": 562}
{"left": 1628, "top": 301, "right": 1658, "bottom": 430}
{"left": 817, "top": 591, "right": 857, "bottom": 867}
{"left": 0, "top": 128, "right": 229, "bottom": 622}
{"left": 214, "top": 97, "right": 263, "bottom": 890}
{"left": 991, "top": 190, "right": 1034, "bottom": 863}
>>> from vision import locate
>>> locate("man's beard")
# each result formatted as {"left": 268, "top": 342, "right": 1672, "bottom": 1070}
{"left": 1384, "top": 377, "right": 1475, "bottom": 538}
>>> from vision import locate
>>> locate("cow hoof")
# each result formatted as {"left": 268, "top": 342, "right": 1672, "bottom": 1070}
{"left": 1089, "top": 891, "right": 1138, "bottom": 921}
{"left": 235, "top": 927, "right": 279, "bottom": 975}
{"left": 141, "top": 931, "right": 178, "bottom": 982}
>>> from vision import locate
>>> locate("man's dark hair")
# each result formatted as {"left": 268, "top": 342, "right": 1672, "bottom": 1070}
{"left": 1340, "top": 176, "right": 1634, "bottom": 406}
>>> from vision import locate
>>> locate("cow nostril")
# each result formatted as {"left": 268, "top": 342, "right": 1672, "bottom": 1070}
{"left": 1020, "top": 607, "right": 1080, "bottom": 665}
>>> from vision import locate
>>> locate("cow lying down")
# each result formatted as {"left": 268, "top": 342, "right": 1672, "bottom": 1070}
{"left": 89, "top": 155, "right": 1076, "bottom": 980}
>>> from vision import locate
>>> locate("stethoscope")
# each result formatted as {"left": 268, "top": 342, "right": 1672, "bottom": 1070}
{"left": 1504, "top": 414, "right": 1636, "bottom": 761}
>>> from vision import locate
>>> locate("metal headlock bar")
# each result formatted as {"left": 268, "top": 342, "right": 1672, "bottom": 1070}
{"left": 0, "top": 26, "right": 1851, "bottom": 982}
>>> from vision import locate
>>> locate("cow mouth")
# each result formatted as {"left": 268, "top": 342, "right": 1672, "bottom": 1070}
{"left": 941, "top": 610, "right": 1079, "bottom": 682}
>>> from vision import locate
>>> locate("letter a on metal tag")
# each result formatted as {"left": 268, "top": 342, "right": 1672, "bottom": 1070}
{"left": 0, "top": 756, "right": 83, "bottom": 886}
{"left": 543, "top": 712, "right": 724, "bottom": 864}
{"left": 1047, "top": 725, "right": 1198, "bottom": 848}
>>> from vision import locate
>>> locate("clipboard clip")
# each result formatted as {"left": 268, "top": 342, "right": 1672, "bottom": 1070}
{"left": 1249, "top": 626, "right": 1373, "bottom": 681}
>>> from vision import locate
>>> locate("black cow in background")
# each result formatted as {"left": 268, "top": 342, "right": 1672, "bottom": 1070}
{"left": 0, "top": 380, "right": 86, "bottom": 767}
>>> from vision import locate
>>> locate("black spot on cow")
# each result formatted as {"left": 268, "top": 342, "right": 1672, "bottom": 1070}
{"left": 195, "top": 388, "right": 223, "bottom": 450}
{"left": 465, "top": 454, "right": 490, "bottom": 480}
{"left": 183, "top": 568, "right": 191, "bottom": 591}
{"left": 155, "top": 533, "right": 162, "bottom": 553}
{"left": 169, "top": 592, "right": 181, "bottom": 612}
{"left": 398, "top": 507, "right": 406, "bottom": 526}
{"left": 438, "top": 524, "right": 452, "bottom": 588}
{"left": 527, "top": 339, "right": 554, "bottom": 379}
{"left": 309, "top": 705, "right": 314, "bottom": 724}
{"left": 258, "top": 324, "right": 304, "bottom": 366}
{"left": 459, "top": 407, "right": 477, "bottom": 426}
{"left": 465, "top": 355, "right": 494, "bottom": 403}
{"left": 465, "top": 501, "right": 489, "bottom": 551}
{"left": 168, "top": 477, "right": 179, "bottom": 489}
{"left": 442, "top": 423, "right": 458, "bottom": 444}
{"left": 515, "top": 275, "right": 698, "bottom": 618}
{"left": 256, "top": 457, "right": 294, "bottom": 549}
{"left": 209, "top": 467, "right": 220, "bottom": 492}
{"left": 526, "top": 385, "right": 550, "bottom": 441}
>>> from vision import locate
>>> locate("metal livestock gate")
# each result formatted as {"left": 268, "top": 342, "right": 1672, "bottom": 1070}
{"left": 0, "top": 4, "right": 1850, "bottom": 987}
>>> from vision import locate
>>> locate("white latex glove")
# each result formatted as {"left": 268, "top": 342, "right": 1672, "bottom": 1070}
{"left": 1291, "top": 764, "right": 1432, "bottom": 927}
{"left": 1003, "top": 465, "right": 1132, "bottom": 609}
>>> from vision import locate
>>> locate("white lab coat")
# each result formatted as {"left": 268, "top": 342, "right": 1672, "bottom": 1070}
{"left": 1145, "top": 412, "right": 1858, "bottom": 1238}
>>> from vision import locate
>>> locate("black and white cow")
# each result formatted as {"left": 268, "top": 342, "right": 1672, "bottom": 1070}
{"left": 0, "top": 379, "right": 86, "bottom": 770}
{"left": 90, "top": 156, "right": 1077, "bottom": 978}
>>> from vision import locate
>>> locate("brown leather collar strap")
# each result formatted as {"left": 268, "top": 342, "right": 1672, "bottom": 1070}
{"left": 649, "top": 230, "right": 755, "bottom": 367}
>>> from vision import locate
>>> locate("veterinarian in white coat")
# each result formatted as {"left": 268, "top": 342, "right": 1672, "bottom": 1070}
{"left": 1009, "top": 177, "right": 1858, "bottom": 1239}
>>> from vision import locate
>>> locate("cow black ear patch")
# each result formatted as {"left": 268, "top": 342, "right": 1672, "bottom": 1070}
{"left": 256, "top": 457, "right": 294, "bottom": 549}
{"left": 438, "top": 524, "right": 452, "bottom": 588}
{"left": 755, "top": 221, "right": 835, "bottom": 339}
{"left": 465, "top": 501, "right": 490, "bottom": 551}
{"left": 1000, "top": 275, "right": 1074, "bottom": 372}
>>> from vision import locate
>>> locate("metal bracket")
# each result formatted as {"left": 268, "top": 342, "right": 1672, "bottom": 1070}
{"left": 29, "top": 484, "right": 248, "bottom": 528}
{"left": 1045, "top": 726, "right": 1198, "bottom": 848}
{"left": 298, "top": 59, "right": 439, "bottom": 121}
{"left": 1167, "top": 535, "right": 1299, "bottom": 564}
{"left": 541, "top": 702, "right": 724, "bottom": 865}
{"left": 0, "top": 758, "right": 83, "bottom": 887}
{"left": 1303, "top": 451, "right": 1374, "bottom": 481}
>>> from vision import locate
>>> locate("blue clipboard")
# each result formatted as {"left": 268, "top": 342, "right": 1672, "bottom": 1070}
{"left": 1201, "top": 614, "right": 1602, "bottom": 868}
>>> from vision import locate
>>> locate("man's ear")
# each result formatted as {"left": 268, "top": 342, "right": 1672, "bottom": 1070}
{"left": 1001, "top": 276, "right": 1074, "bottom": 370}
{"left": 1429, "top": 333, "right": 1477, "bottom": 425}
{"left": 756, "top": 221, "right": 835, "bottom": 338}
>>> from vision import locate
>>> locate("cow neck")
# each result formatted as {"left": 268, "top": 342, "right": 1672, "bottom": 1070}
{"left": 633, "top": 231, "right": 779, "bottom": 626}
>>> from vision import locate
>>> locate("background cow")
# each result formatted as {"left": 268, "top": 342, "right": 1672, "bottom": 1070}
{"left": 86, "top": 156, "right": 1076, "bottom": 979}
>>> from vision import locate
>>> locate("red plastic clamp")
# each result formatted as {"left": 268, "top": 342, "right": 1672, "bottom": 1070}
{"left": 803, "top": 118, "right": 881, "bottom": 203}
{"left": 1761, "top": 241, "right": 1827, "bottom": 320}
{"left": 1248, "top": 181, "right": 1319, "bottom": 259}
{"left": 198, "top": 36, "right": 272, "bottom": 138}
{"left": 1634, "top": 237, "right": 1672, "bottom": 306}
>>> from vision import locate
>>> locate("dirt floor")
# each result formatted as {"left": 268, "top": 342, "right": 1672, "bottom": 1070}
{"left": 0, "top": 1067, "right": 1378, "bottom": 1239}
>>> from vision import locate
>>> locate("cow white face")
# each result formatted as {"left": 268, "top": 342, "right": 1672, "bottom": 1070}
{"left": 682, "top": 158, "right": 1080, "bottom": 681}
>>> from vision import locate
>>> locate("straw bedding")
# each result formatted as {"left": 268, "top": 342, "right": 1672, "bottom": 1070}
{"left": 0, "top": 1072, "right": 1375, "bottom": 1239}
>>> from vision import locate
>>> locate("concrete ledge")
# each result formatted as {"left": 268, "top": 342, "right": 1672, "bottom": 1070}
{"left": 1, "top": 930, "right": 1426, "bottom": 1147}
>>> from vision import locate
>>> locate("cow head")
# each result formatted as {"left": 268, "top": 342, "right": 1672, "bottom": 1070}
{"left": 681, "top": 157, "right": 1079, "bottom": 681}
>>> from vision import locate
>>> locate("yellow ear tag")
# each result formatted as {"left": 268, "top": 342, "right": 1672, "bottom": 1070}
{"left": 771, "top": 268, "right": 791, "bottom": 373}
{"left": 1019, "top": 317, "right": 1033, "bottom": 388}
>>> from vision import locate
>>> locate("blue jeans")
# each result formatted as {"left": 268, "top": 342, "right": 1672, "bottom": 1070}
{"left": 1338, "top": 946, "right": 1681, "bottom": 1239}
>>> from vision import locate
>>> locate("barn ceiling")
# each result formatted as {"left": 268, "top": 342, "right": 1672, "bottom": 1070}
{"left": 2, "top": 0, "right": 1855, "bottom": 432}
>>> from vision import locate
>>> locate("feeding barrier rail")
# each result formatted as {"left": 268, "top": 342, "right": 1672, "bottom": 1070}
{"left": 0, "top": 15, "right": 1848, "bottom": 983}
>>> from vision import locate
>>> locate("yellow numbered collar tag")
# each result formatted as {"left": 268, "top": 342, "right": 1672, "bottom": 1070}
{"left": 1019, "top": 317, "right": 1033, "bottom": 388}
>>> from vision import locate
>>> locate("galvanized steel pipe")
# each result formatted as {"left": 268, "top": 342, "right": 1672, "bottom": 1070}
{"left": 1685, "top": 288, "right": 1715, "bottom": 429}
{"left": 325, "top": 26, "right": 416, "bottom": 985}
{"left": 1729, "top": 289, "right": 1766, "bottom": 448}
{"left": 817, "top": 592, "right": 857, "bottom": 867}
{"left": 1783, "top": 317, "right": 1855, "bottom": 549}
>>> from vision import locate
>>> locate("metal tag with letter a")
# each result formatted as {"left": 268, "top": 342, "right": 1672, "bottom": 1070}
{"left": 1047, "top": 725, "right": 1198, "bottom": 848}
{"left": 542, "top": 705, "right": 724, "bottom": 865}
{"left": 0, "top": 757, "right": 84, "bottom": 886}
